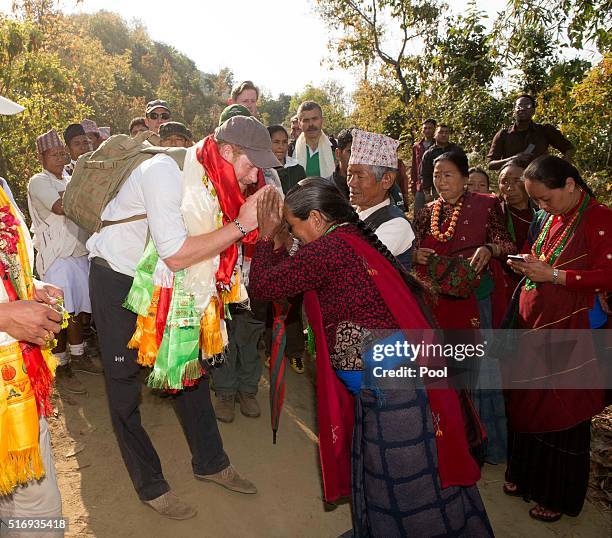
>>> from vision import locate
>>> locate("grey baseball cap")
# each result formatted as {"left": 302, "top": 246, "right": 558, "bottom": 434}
{"left": 215, "top": 116, "right": 281, "bottom": 169}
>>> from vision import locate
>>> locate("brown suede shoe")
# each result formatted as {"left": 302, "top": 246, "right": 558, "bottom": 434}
{"left": 237, "top": 391, "right": 260, "bottom": 418}
{"left": 71, "top": 353, "right": 104, "bottom": 375}
{"left": 56, "top": 363, "right": 87, "bottom": 395}
{"left": 143, "top": 491, "right": 197, "bottom": 520}
{"left": 214, "top": 393, "right": 236, "bottom": 423}
{"left": 195, "top": 464, "right": 257, "bottom": 494}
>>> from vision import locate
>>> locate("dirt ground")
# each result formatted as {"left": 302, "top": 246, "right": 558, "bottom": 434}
{"left": 49, "top": 359, "right": 611, "bottom": 538}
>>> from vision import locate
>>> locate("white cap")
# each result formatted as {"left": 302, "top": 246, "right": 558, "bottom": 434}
{"left": 0, "top": 95, "right": 25, "bottom": 115}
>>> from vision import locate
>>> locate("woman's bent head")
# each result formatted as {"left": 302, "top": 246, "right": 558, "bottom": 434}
{"left": 284, "top": 177, "right": 354, "bottom": 244}
{"left": 523, "top": 155, "right": 593, "bottom": 215}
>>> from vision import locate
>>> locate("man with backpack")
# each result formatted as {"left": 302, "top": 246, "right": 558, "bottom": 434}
{"left": 80, "top": 116, "right": 279, "bottom": 519}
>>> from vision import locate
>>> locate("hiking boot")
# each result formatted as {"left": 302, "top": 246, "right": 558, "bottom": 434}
{"left": 143, "top": 491, "right": 197, "bottom": 520}
{"left": 71, "top": 353, "right": 104, "bottom": 375}
{"left": 84, "top": 334, "right": 100, "bottom": 356}
{"left": 214, "top": 393, "right": 236, "bottom": 423}
{"left": 56, "top": 363, "right": 87, "bottom": 395}
{"left": 290, "top": 355, "right": 305, "bottom": 374}
{"left": 195, "top": 464, "right": 257, "bottom": 494}
{"left": 237, "top": 391, "right": 260, "bottom": 418}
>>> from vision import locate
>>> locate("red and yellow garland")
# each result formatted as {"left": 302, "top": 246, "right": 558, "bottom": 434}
{"left": 0, "top": 190, "right": 58, "bottom": 495}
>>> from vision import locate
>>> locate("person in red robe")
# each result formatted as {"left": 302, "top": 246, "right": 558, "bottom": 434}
{"left": 504, "top": 155, "right": 611, "bottom": 522}
{"left": 249, "top": 178, "right": 494, "bottom": 537}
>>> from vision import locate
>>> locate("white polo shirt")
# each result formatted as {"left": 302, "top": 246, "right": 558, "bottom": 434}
{"left": 357, "top": 198, "right": 415, "bottom": 256}
{"left": 86, "top": 154, "right": 187, "bottom": 277}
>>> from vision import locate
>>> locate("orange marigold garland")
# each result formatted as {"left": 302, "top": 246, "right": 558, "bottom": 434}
{"left": 430, "top": 198, "right": 463, "bottom": 242}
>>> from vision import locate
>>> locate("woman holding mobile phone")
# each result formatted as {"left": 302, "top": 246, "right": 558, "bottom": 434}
{"left": 505, "top": 155, "right": 611, "bottom": 522}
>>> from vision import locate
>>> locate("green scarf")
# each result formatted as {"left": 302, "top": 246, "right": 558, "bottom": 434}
{"left": 124, "top": 241, "right": 202, "bottom": 390}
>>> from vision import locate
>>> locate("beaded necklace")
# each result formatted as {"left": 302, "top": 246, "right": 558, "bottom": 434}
{"left": 525, "top": 192, "right": 590, "bottom": 290}
{"left": 323, "top": 223, "right": 345, "bottom": 236}
{"left": 430, "top": 196, "right": 463, "bottom": 242}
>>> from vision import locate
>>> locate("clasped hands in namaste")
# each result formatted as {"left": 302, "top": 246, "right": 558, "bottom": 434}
{"left": 247, "top": 186, "right": 292, "bottom": 249}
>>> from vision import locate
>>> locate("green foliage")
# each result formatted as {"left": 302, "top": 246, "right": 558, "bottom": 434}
{"left": 0, "top": 7, "right": 234, "bottom": 213}
{"left": 259, "top": 93, "right": 292, "bottom": 127}
{"left": 315, "top": 0, "right": 445, "bottom": 104}
{"left": 433, "top": 3, "right": 497, "bottom": 88}
{"left": 505, "top": 0, "right": 612, "bottom": 53}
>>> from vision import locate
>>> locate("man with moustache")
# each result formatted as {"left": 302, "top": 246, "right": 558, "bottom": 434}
{"left": 294, "top": 101, "right": 335, "bottom": 178}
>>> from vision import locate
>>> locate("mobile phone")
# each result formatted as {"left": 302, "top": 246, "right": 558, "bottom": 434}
{"left": 507, "top": 254, "right": 527, "bottom": 262}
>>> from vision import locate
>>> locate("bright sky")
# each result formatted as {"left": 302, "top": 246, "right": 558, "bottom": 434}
{"left": 1, "top": 0, "right": 508, "bottom": 97}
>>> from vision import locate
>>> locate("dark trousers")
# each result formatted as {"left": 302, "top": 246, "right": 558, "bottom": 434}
{"left": 89, "top": 262, "right": 229, "bottom": 501}
{"left": 211, "top": 304, "right": 265, "bottom": 395}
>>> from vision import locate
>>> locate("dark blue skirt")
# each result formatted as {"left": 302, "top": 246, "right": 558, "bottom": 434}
{"left": 350, "top": 388, "right": 495, "bottom": 537}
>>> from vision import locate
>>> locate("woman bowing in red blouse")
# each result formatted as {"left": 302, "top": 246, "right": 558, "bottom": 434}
{"left": 504, "top": 155, "right": 611, "bottom": 522}
{"left": 249, "top": 178, "right": 493, "bottom": 537}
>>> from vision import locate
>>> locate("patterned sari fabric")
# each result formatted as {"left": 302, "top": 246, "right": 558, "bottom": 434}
{"left": 0, "top": 190, "right": 57, "bottom": 495}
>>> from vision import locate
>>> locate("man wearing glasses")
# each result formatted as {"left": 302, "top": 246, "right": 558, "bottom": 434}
{"left": 144, "top": 99, "right": 171, "bottom": 134}
{"left": 487, "top": 94, "right": 574, "bottom": 170}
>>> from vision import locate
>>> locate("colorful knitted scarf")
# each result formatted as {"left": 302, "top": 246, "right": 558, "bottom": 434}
{"left": 0, "top": 189, "right": 57, "bottom": 495}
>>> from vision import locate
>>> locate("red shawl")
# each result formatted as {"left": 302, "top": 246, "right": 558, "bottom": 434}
{"left": 196, "top": 136, "right": 260, "bottom": 286}
{"left": 305, "top": 228, "right": 481, "bottom": 503}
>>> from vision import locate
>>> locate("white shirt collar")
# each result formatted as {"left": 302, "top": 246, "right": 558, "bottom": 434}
{"left": 357, "top": 198, "right": 391, "bottom": 219}
{"left": 307, "top": 144, "right": 319, "bottom": 156}
{"left": 285, "top": 155, "right": 299, "bottom": 168}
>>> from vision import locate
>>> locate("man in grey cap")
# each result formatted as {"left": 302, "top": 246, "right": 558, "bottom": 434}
{"left": 144, "top": 99, "right": 171, "bottom": 134}
{"left": 86, "top": 114, "right": 278, "bottom": 520}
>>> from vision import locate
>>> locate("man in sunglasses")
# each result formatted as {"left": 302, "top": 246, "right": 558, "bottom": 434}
{"left": 144, "top": 99, "right": 172, "bottom": 134}
{"left": 487, "top": 94, "right": 574, "bottom": 170}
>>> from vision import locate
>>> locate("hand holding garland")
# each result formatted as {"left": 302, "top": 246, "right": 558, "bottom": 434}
{"left": 0, "top": 301, "right": 63, "bottom": 346}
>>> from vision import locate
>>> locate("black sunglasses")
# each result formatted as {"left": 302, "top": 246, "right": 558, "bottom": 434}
{"left": 148, "top": 112, "right": 170, "bottom": 120}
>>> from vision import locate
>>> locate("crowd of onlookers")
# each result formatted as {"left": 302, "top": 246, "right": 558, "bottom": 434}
{"left": 3, "top": 76, "right": 608, "bottom": 532}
